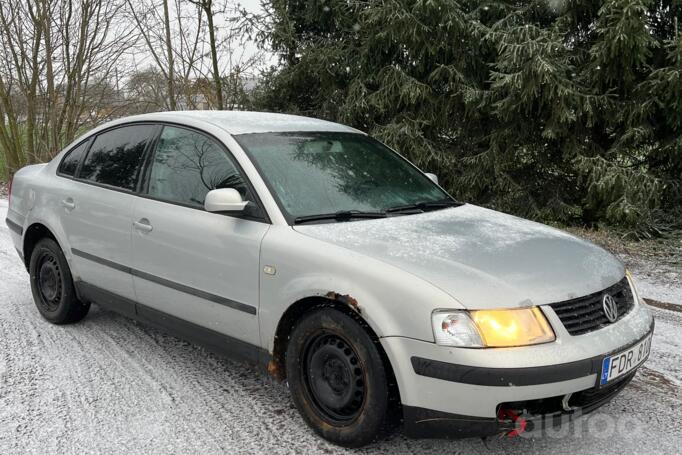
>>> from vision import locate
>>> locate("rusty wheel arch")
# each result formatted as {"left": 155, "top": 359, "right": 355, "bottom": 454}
{"left": 269, "top": 293, "right": 384, "bottom": 382}
{"left": 269, "top": 293, "right": 403, "bottom": 426}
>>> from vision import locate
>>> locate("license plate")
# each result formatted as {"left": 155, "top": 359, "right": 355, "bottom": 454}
{"left": 599, "top": 334, "right": 652, "bottom": 386}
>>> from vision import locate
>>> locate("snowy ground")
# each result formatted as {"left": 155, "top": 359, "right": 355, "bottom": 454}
{"left": 627, "top": 259, "right": 682, "bottom": 308}
{"left": 1, "top": 198, "right": 680, "bottom": 454}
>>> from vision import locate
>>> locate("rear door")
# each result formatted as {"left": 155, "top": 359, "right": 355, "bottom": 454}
{"left": 59, "top": 124, "right": 157, "bottom": 303}
{"left": 130, "top": 125, "right": 269, "bottom": 346}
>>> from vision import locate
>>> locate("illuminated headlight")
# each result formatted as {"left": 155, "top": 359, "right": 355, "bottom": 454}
{"left": 432, "top": 307, "right": 555, "bottom": 348}
{"left": 625, "top": 270, "right": 641, "bottom": 304}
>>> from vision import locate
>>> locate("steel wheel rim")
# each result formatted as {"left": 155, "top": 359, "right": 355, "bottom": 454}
{"left": 302, "top": 331, "right": 366, "bottom": 424}
{"left": 36, "top": 252, "right": 62, "bottom": 312}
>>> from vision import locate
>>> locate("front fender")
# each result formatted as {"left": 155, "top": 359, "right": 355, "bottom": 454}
{"left": 258, "top": 226, "right": 463, "bottom": 352}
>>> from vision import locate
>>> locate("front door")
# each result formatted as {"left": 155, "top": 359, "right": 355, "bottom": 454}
{"left": 130, "top": 125, "right": 268, "bottom": 347}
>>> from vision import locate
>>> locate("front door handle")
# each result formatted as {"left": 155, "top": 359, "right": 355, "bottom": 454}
{"left": 133, "top": 218, "right": 153, "bottom": 233}
{"left": 61, "top": 198, "right": 76, "bottom": 210}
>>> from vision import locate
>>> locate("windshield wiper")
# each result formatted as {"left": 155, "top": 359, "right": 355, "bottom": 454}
{"left": 294, "top": 200, "right": 462, "bottom": 224}
{"left": 294, "top": 210, "right": 387, "bottom": 225}
{"left": 385, "top": 199, "right": 463, "bottom": 214}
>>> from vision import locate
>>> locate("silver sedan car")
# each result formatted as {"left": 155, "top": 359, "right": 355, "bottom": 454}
{"left": 5, "top": 111, "right": 654, "bottom": 447}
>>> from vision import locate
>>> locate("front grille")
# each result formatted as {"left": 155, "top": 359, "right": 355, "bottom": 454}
{"left": 549, "top": 277, "right": 634, "bottom": 335}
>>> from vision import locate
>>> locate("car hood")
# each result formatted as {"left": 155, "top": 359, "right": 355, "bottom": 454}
{"left": 293, "top": 204, "right": 624, "bottom": 309}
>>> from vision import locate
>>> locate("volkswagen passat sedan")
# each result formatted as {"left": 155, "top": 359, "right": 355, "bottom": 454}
{"left": 5, "top": 112, "right": 654, "bottom": 447}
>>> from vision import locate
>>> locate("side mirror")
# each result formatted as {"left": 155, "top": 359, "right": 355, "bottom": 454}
{"left": 425, "top": 173, "right": 439, "bottom": 185}
{"left": 204, "top": 188, "right": 248, "bottom": 213}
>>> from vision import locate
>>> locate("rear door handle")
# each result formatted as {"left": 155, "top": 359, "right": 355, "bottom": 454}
{"left": 133, "top": 218, "right": 153, "bottom": 233}
{"left": 61, "top": 198, "right": 75, "bottom": 210}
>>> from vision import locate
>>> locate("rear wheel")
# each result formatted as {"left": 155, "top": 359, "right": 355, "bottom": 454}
{"left": 29, "top": 238, "right": 90, "bottom": 324}
{"left": 286, "top": 308, "right": 390, "bottom": 447}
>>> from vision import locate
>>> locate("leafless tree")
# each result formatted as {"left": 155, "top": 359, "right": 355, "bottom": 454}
{"left": 125, "top": 0, "right": 191, "bottom": 110}
{"left": 162, "top": 0, "right": 176, "bottom": 109}
{"left": 0, "top": 0, "right": 136, "bottom": 177}
{"left": 126, "top": 0, "right": 263, "bottom": 112}
{"left": 0, "top": 0, "right": 265, "bottom": 178}
{"left": 187, "top": 0, "right": 223, "bottom": 109}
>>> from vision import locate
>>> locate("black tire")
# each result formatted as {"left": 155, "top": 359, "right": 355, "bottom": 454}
{"left": 286, "top": 308, "right": 390, "bottom": 447}
{"left": 29, "top": 238, "right": 90, "bottom": 324}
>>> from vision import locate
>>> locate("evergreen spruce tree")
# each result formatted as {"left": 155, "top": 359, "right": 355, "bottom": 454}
{"left": 254, "top": 0, "right": 682, "bottom": 235}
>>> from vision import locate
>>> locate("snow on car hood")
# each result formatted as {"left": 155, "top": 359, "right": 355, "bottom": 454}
{"left": 294, "top": 204, "right": 625, "bottom": 309}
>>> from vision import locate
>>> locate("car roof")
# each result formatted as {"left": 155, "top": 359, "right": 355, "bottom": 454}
{"left": 106, "top": 111, "right": 364, "bottom": 135}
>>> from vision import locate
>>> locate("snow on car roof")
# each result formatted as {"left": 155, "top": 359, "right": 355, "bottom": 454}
{"left": 119, "top": 111, "right": 363, "bottom": 135}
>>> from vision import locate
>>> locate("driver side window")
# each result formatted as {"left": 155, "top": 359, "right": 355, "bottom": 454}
{"left": 147, "top": 126, "right": 252, "bottom": 209}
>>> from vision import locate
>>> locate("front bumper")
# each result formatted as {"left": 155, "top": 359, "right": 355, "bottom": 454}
{"left": 380, "top": 300, "right": 654, "bottom": 438}
{"left": 401, "top": 368, "right": 638, "bottom": 438}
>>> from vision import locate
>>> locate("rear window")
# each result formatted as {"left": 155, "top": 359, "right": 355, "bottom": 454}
{"left": 58, "top": 141, "right": 89, "bottom": 177}
{"left": 79, "top": 125, "right": 153, "bottom": 191}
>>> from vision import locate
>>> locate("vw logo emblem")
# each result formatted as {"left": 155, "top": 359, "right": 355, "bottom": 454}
{"left": 602, "top": 294, "right": 618, "bottom": 323}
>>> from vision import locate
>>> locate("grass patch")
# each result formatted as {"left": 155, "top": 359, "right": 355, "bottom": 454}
{"left": 563, "top": 225, "right": 682, "bottom": 270}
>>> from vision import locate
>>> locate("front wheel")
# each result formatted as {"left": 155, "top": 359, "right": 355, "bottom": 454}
{"left": 29, "top": 238, "right": 90, "bottom": 324}
{"left": 286, "top": 308, "right": 391, "bottom": 447}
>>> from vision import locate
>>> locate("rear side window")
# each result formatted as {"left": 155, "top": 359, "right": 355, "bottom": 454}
{"left": 146, "top": 126, "right": 252, "bottom": 208}
{"left": 58, "top": 141, "right": 89, "bottom": 176}
{"left": 79, "top": 125, "right": 153, "bottom": 191}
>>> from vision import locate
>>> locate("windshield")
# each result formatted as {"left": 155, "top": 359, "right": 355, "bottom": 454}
{"left": 235, "top": 132, "right": 453, "bottom": 223}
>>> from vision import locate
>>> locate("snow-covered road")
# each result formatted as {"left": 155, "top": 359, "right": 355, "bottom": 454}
{"left": 1, "top": 198, "right": 680, "bottom": 454}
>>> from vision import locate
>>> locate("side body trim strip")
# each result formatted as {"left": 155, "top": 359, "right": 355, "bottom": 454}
{"left": 71, "top": 248, "right": 257, "bottom": 315}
